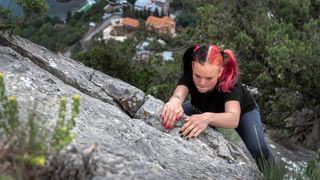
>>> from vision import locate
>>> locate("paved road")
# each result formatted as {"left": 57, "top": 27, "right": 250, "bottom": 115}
{"left": 61, "top": 14, "right": 121, "bottom": 57}
{"left": 81, "top": 14, "right": 122, "bottom": 42}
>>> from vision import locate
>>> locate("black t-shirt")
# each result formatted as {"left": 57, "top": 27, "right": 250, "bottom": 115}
{"left": 178, "top": 75, "right": 256, "bottom": 115}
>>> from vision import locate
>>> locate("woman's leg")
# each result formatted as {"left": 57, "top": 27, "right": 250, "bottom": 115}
{"left": 235, "top": 105, "right": 274, "bottom": 172}
{"left": 182, "top": 100, "right": 201, "bottom": 116}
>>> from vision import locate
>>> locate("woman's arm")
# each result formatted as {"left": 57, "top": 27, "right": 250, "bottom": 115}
{"left": 205, "top": 100, "right": 241, "bottom": 128}
{"left": 168, "top": 85, "right": 189, "bottom": 105}
{"left": 180, "top": 101, "right": 241, "bottom": 139}
{"left": 161, "top": 85, "right": 189, "bottom": 129}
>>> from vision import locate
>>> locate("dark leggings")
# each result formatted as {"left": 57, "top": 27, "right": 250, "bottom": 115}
{"left": 183, "top": 101, "right": 274, "bottom": 171}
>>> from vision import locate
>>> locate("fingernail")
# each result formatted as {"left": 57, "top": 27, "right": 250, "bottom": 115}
{"left": 180, "top": 134, "right": 184, "bottom": 138}
{"left": 192, "top": 136, "right": 195, "bottom": 139}
{"left": 186, "top": 137, "right": 190, "bottom": 140}
{"left": 179, "top": 130, "right": 182, "bottom": 134}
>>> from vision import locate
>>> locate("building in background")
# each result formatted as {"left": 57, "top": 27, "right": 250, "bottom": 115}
{"left": 134, "top": 0, "right": 170, "bottom": 16}
{"left": 146, "top": 15, "right": 176, "bottom": 36}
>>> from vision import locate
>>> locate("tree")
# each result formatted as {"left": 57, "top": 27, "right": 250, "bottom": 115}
{"left": 176, "top": 10, "right": 197, "bottom": 28}
{"left": 268, "top": 0, "right": 310, "bottom": 29}
{"left": 171, "top": 0, "right": 183, "bottom": 10}
{"left": 16, "top": 0, "right": 48, "bottom": 18}
{"left": 170, "top": 0, "right": 320, "bottom": 134}
{"left": 0, "top": 0, "right": 48, "bottom": 34}
{"left": 0, "top": 6, "right": 19, "bottom": 34}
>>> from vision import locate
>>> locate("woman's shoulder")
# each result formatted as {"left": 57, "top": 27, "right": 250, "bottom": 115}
{"left": 222, "top": 82, "right": 248, "bottom": 95}
{"left": 232, "top": 82, "right": 255, "bottom": 96}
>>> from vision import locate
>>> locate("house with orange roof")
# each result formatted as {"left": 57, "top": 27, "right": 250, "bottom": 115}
{"left": 103, "top": 17, "right": 139, "bottom": 42}
{"left": 145, "top": 15, "right": 176, "bottom": 36}
{"left": 122, "top": 17, "right": 140, "bottom": 29}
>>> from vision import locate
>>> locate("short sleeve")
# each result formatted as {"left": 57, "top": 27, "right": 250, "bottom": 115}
{"left": 222, "top": 85, "right": 241, "bottom": 102}
{"left": 177, "top": 75, "right": 193, "bottom": 89}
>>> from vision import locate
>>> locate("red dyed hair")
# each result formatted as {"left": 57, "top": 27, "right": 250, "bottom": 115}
{"left": 203, "top": 45, "right": 239, "bottom": 92}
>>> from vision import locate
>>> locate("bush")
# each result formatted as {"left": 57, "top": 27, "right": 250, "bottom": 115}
{"left": 0, "top": 72, "right": 80, "bottom": 179}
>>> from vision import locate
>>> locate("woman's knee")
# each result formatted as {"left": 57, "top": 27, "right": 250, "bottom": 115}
{"left": 247, "top": 142, "right": 270, "bottom": 159}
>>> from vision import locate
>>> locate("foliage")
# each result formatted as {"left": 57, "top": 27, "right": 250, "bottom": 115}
{"left": 178, "top": 0, "right": 320, "bottom": 128}
{"left": 4, "top": 0, "right": 318, "bottom": 145}
{"left": 305, "top": 149, "right": 320, "bottom": 179}
{"left": 268, "top": 0, "right": 310, "bottom": 29}
{"left": 16, "top": 0, "right": 48, "bottom": 17}
{"left": 175, "top": 10, "right": 197, "bottom": 28}
{"left": 0, "top": 73, "right": 80, "bottom": 179}
{"left": 146, "top": 83, "right": 176, "bottom": 102}
{"left": 0, "top": 0, "right": 48, "bottom": 34}
{"left": 171, "top": 0, "right": 183, "bottom": 10}
{"left": 72, "top": 35, "right": 181, "bottom": 101}
{"left": 0, "top": 7, "right": 20, "bottom": 34}
{"left": 19, "top": 0, "right": 107, "bottom": 51}
{"left": 0, "top": 0, "right": 106, "bottom": 51}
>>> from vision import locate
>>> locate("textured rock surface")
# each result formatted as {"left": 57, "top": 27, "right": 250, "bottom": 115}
{"left": 0, "top": 32, "right": 260, "bottom": 179}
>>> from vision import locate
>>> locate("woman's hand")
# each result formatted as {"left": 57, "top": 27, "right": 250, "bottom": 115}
{"left": 161, "top": 97, "right": 184, "bottom": 129}
{"left": 180, "top": 113, "right": 210, "bottom": 139}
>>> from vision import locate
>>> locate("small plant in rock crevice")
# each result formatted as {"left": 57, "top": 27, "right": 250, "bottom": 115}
{"left": 0, "top": 72, "right": 80, "bottom": 180}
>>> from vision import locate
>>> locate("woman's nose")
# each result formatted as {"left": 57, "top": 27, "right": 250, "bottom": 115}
{"left": 199, "top": 78, "right": 206, "bottom": 86}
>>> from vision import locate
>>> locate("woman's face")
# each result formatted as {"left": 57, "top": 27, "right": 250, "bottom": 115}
{"left": 192, "top": 61, "right": 223, "bottom": 93}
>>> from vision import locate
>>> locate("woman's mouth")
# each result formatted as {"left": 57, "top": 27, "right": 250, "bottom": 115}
{"left": 196, "top": 86, "right": 208, "bottom": 92}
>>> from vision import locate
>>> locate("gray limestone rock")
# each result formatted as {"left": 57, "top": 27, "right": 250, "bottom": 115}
{"left": 0, "top": 32, "right": 260, "bottom": 179}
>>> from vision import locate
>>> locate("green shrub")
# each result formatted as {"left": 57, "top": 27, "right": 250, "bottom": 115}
{"left": 305, "top": 149, "right": 320, "bottom": 179}
{"left": 0, "top": 72, "right": 80, "bottom": 179}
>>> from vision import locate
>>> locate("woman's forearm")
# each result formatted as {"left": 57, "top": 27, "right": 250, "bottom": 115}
{"left": 203, "top": 112, "right": 240, "bottom": 129}
{"left": 169, "top": 85, "right": 189, "bottom": 104}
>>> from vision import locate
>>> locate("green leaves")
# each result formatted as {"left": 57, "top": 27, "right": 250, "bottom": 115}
{"left": 0, "top": 73, "right": 80, "bottom": 178}
{"left": 52, "top": 95, "right": 80, "bottom": 151}
{"left": 15, "top": 0, "right": 48, "bottom": 17}
{"left": 269, "top": 0, "right": 310, "bottom": 29}
{"left": 0, "top": 0, "right": 48, "bottom": 35}
{"left": 305, "top": 149, "right": 320, "bottom": 179}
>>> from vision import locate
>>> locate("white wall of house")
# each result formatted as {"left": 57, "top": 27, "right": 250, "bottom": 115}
{"left": 111, "top": 18, "right": 124, "bottom": 27}
{"left": 103, "top": 18, "right": 128, "bottom": 42}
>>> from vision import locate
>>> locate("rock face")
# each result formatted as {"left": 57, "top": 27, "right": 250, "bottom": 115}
{"left": 0, "top": 32, "right": 259, "bottom": 179}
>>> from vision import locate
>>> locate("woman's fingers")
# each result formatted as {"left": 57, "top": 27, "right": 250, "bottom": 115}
{"left": 168, "top": 114, "right": 177, "bottom": 129}
{"left": 163, "top": 107, "right": 172, "bottom": 127}
{"left": 166, "top": 111, "right": 174, "bottom": 128}
{"left": 176, "top": 109, "right": 184, "bottom": 121}
{"left": 181, "top": 122, "right": 194, "bottom": 137}
{"left": 179, "top": 115, "right": 206, "bottom": 140}
{"left": 180, "top": 117, "right": 191, "bottom": 132}
{"left": 186, "top": 127, "right": 198, "bottom": 139}
{"left": 161, "top": 105, "right": 168, "bottom": 123}
{"left": 162, "top": 107, "right": 183, "bottom": 129}
{"left": 192, "top": 129, "right": 202, "bottom": 139}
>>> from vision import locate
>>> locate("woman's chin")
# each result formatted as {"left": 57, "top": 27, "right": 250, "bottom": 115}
{"left": 197, "top": 87, "right": 209, "bottom": 93}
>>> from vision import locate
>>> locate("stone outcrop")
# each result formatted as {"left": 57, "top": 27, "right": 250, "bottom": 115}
{"left": 0, "top": 32, "right": 259, "bottom": 179}
{"left": 274, "top": 109, "right": 320, "bottom": 151}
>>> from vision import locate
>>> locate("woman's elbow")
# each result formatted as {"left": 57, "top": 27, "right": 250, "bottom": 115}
{"left": 231, "top": 116, "right": 240, "bottom": 128}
